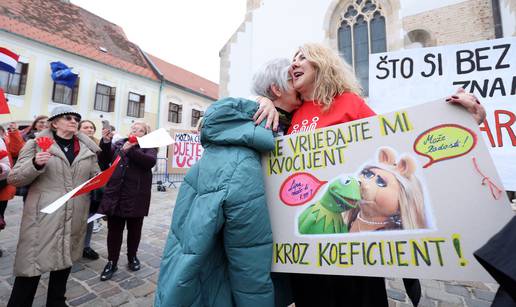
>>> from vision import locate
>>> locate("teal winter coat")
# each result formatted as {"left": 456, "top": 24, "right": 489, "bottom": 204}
{"left": 155, "top": 98, "right": 275, "bottom": 307}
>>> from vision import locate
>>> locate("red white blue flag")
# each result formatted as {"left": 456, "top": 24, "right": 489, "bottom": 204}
{"left": 0, "top": 47, "right": 19, "bottom": 74}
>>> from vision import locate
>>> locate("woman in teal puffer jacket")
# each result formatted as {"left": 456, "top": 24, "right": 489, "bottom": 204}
{"left": 155, "top": 97, "right": 275, "bottom": 307}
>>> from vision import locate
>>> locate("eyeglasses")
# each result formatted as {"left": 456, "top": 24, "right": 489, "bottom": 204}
{"left": 62, "top": 115, "right": 80, "bottom": 122}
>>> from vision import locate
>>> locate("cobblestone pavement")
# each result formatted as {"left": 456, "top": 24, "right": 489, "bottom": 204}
{"left": 0, "top": 187, "right": 501, "bottom": 306}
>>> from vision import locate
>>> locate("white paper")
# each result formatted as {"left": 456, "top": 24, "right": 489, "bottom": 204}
{"left": 137, "top": 128, "right": 174, "bottom": 148}
{"left": 87, "top": 213, "right": 105, "bottom": 224}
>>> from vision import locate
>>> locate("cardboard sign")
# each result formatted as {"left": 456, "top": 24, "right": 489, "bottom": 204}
{"left": 167, "top": 129, "right": 203, "bottom": 174}
{"left": 261, "top": 100, "right": 512, "bottom": 282}
{"left": 369, "top": 37, "right": 516, "bottom": 190}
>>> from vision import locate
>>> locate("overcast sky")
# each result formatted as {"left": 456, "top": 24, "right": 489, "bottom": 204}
{"left": 72, "top": 0, "right": 246, "bottom": 83}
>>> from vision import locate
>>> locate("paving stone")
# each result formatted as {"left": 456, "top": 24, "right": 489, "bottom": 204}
{"left": 99, "top": 286, "right": 122, "bottom": 298}
{"left": 419, "top": 297, "right": 437, "bottom": 307}
{"left": 65, "top": 283, "right": 89, "bottom": 300}
{"left": 472, "top": 289, "right": 495, "bottom": 302}
{"left": 32, "top": 295, "right": 47, "bottom": 307}
{"left": 455, "top": 281, "right": 489, "bottom": 290}
{"left": 90, "top": 282, "right": 112, "bottom": 293}
{"left": 445, "top": 284, "right": 470, "bottom": 297}
{"left": 71, "top": 268, "right": 97, "bottom": 281}
{"left": 484, "top": 283, "right": 499, "bottom": 292}
{"left": 464, "top": 297, "right": 492, "bottom": 307}
{"left": 68, "top": 292, "right": 97, "bottom": 306}
{"left": 78, "top": 298, "right": 111, "bottom": 307}
{"left": 119, "top": 277, "right": 145, "bottom": 290}
{"left": 387, "top": 289, "right": 407, "bottom": 302}
{"left": 132, "top": 282, "right": 156, "bottom": 298}
{"left": 105, "top": 291, "right": 131, "bottom": 306}
{"left": 145, "top": 256, "right": 162, "bottom": 269}
{"left": 111, "top": 270, "right": 131, "bottom": 282}
{"left": 146, "top": 272, "right": 159, "bottom": 284}
{"left": 83, "top": 259, "right": 106, "bottom": 272}
{"left": 389, "top": 279, "right": 405, "bottom": 291}
{"left": 133, "top": 266, "right": 155, "bottom": 279}
{"left": 426, "top": 288, "right": 463, "bottom": 305}
{"left": 421, "top": 279, "right": 442, "bottom": 289}
{"left": 71, "top": 263, "right": 85, "bottom": 273}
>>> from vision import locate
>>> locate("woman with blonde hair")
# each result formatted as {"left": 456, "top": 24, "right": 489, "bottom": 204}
{"left": 254, "top": 42, "right": 485, "bottom": 307}
{"left": 97, "top": 121, "right": 157, "bottom": 281}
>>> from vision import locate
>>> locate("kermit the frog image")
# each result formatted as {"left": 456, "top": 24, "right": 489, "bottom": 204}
{"left": 298, "top": 176, "right": 361, "bottom": 234}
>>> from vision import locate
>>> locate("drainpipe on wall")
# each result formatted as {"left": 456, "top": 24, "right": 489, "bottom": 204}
{"left": 139, "top": 47, "right": 165, "bottom": 129}
{"left": 492, "top": 0, "right": 503, "bottom": 38}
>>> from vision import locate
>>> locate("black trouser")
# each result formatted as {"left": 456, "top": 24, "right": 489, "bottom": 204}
{"left": 107, "top": 216, "right": 144, "bottom": 264}
{"left": 291, "top": 274, "right": 388, "bottom": 307}
{"left": 0, "top": 200, "right": 7, "bottom": 217}
{"left": 7, "top": 267, "right": 71, "bottom": 307}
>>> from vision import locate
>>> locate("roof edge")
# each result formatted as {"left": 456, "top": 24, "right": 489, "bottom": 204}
{"left": 0, "top": 28, "right": 160, "bottom": 83}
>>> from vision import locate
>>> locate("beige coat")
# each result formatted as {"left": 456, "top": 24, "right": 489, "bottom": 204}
{"left": 8, "top": 129, "right": 100, "bottom": 277}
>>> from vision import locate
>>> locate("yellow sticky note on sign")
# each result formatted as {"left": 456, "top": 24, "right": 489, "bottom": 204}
{"left": 414, "top": 124, "right": 477, "bottom": 168}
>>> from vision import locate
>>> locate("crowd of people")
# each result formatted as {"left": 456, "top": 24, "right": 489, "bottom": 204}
{"left": 0, "top": 41, "right": 513, "bottom": 307}
{"left": 0, "top": 105, "right": 156, "bottom": 306}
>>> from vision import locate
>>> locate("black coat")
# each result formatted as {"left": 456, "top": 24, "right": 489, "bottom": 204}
{"left": 98, "top": 138, "right": 157, "bottom": 218}
{"left": 475, "top": 216, "right": 516, "bottom": 306}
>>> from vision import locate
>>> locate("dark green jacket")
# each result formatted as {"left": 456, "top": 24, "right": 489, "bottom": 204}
{"left": 155, "top": 97, "right": 275, "bottom": 307}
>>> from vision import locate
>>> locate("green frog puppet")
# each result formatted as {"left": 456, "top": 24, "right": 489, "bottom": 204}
{"left": 298, "top": 176, "right": 361, "bottom": 234}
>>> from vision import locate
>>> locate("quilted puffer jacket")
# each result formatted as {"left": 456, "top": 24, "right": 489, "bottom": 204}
{"left": 155, "top": 97, "right": 275, "bottom": 307}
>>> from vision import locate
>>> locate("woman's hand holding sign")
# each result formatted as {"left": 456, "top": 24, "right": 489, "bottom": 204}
{"left": 446, "top": 88, "right": 486, "bottom": 125}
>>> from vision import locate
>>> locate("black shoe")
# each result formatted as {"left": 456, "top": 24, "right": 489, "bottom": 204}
{"left": 0, "top": 249, "right": 2, "bottom": 257}
{"left": 83, "top": 247, "right": 99, "bottom": 260}
{"left": 128, "top": 256, "right": 140, "bottom": 271}
{"left": 100, "top": 261, "right": 117, "bottom": 281}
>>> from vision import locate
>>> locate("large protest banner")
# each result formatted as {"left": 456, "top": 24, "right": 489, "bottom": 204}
{"left": 369, "top": 37, "right": 516, "bottom": 190}
{"left": 262, "top": 100, "right": 512, "bottom": 281}
{"left": 167, "top": 129, "right": 203, "bottom": 174}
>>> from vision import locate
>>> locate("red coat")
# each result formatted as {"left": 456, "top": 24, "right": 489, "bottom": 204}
{"left": 97, "top": 138, "right": 157, "bottom": 218}
{"left": 0, "top": 130, "right": 25, "bottom": 201}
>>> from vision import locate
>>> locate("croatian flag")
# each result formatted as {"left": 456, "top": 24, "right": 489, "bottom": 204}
{"left": 0, "top": 47, "right": 19, "bottom": 73}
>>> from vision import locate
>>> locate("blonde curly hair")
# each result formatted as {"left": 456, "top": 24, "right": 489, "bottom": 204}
{"left": 295, "top": 43, "right": 362, "bottom": 110}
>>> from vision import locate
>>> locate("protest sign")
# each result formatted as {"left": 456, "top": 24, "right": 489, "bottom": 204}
{"left": 369, "top": 37, "right": 516, "bottom": 190}
{"left": 262, "top": 100, "right": 512, "bottom": 281}
{"left": 167, "top": 129, "right": 203, "bottom": 174}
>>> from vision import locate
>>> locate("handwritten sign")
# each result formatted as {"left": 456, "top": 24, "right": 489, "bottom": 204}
{"left": 279, "top": 172, "right": 327, "bottom": 206}
{"left": 414, "top": 124, "right": 477, "bottom": 168}
{"left": 369, "top": 37, "right": 516, "bottom": 190}
{"left": 262, "top": 100, "right": 512, "bottom": 281}
{"left": 167, "top": 130, "right": 203, "bottom": 173}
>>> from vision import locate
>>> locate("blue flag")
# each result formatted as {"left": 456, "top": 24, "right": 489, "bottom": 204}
{"left": 50, "top": 61, "right": 78, "bottom": 88}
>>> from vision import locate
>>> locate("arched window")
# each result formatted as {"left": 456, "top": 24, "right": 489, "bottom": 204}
{"left": 405, "top": 29, "right": 434, "bottom": 49}
{"left": 338, "top": 0, "right": 386, "bottom": 96}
